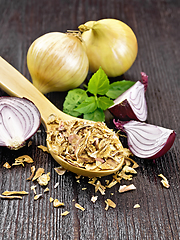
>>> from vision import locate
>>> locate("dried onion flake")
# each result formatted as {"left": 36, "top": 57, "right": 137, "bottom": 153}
{"left": 2, "top": 191, "right": 28, "bottom": 196}
{"left": 118, "top": 184, "right": 136, "bottom": 193}
{"left": 46, "top": 118, "right": 131, "bottom": 171}
{"left": 3, "top": 162, "right": 11, "bottom": 169}
{"left": 61, "top": 211, "right": 70, "bottom": 216}
{"left": 105, "top": 199, "right": 116, "bottom": 210}
{"left": 158, "top": 174, "right": 170, "bottom": 188}
{"left": 75, "top": 203, "right": 85, "bottom": 211}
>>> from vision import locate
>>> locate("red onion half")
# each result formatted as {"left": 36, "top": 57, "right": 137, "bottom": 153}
{"left": 108, "top": 72, "right": 148, "bottom": 121}
{"left": 113, "top": 120, "right": 176, "bottom": 159}
{"left": 0, "top": 97, "right": 41, "bottom": 150}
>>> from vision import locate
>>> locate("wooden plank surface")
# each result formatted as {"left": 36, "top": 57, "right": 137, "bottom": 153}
{"left": 0, "top": 0, "right": 180, "bottom": 239}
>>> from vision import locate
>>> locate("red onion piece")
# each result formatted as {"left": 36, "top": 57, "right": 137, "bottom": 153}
{"left": 108, "top": 72, "right": 148, "bottom": 121}
{"left": 0, "top": 97, "right": 41, "bottom": 150}
{"left": 113, "top": 120, "right": 176, "bottom": 159}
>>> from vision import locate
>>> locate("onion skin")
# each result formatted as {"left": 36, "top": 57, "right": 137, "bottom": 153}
{"left": 113, "top": 120, "right": 176, "bottom": 159}
{"left": 0, "top": 97, "right": 41, "bottom": 150}
{"left": 27, "top": 32, "right": 89, "bottom": 94}
{"left": 109, "top": 72, "right": 148, "bottom": 121}
{"left": 79, "top": 19, "right": 138, "bottom": 77}
{"left": 109, "top": 99, "right": 138, "bottom": 120}
{"left": 151, "top": 132, "right": 176, "bottom": 159}
{"left": 141, "top": 72, "right": 148, "bottom": 91}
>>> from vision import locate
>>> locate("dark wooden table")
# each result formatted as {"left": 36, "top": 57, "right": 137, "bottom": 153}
{"left": 0, "top": 0, "right": 180, "bottom": 239}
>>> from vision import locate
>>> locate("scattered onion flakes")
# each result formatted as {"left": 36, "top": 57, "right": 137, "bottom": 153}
{"left": 61, "top": 211, "right": 70, "bottom": 216}
{"left": 30, "top": 185, "right": 37, "bottom": 194}
{"left": 0, "top": 134, "right": 140, "bottom": 211}
{"left": 27, "top": 166, "right": 36, "bottom": 181}
{"left": 38, "top": 145, "right": 49, "bottom": 153}
{"left": 158, "top": 174, "right": 170, "bottom": 188}
{"left": 123, "top": 165, "right": 137, "bottom": 174}
{"left": 0, "top": 190, "right": 28, "bottom": 200}
{"left": 32, "top": 168, "right": 45, "bottom": 181}
{"left": 105, "top": 199, "right": 116, "bottom": 211}
{"left": 34, "top": 194, "right": 42, "bottom": 200}
{"left": 106, "top": 180, "right": 117, "bottom": 188}
{"left": 53, "top": 199, "right": 65, "bottom": 207}
{"left": 75, "top": 175, "right": 81, "bottom": 179}
{"left": 3, "top": 162, "right": 11, "bottom": 169}
{"left": 75, "top": 203, "right": 85, "bottom": 211}
{"left": 118, "top": 184, "right": 136, "bottom": 193}
{"left": 44, "top": 187, "right": 49, "bottom": 193}
{"left": 37, "top": 172, "right": 50, "bottom": 186}
{"left": 95, "top": 180, "right": 106, "bottom": 195}
{"left": 91, "top": 196, "right": 98, "bottom": 203}
{"left": 54, "top": 166, "right": 66, "bottom": 176}
{"left": 87, "top": 159, "right": 138, "bottom": 196}
{"left": 125, "top": 158, "right": 139, "bottom": 169}
{"left": 54, "top": 182, "right": 59, "bottom": 188}
{"left": 134, "top": 204, "right": 140, "bottom": 208}
{"left": 28, "top": 141, "right": 33, "bottom": 147}
{"left": 105, "top": 180, "right": 109, "bottom": 185}
{"left": 0, "top": 195, "right": 22, "bottom": 199}
{"left": 117, "top": 165, "right": 137, "bottom": 181}
{"left": 88, "top": 177, "right": 97, "bottom": 185}
{"left": 2, "top": 190, "right": 29, "bottom": 196}
{"left": 12, "top": 155, "right": 34, "bottom": 167}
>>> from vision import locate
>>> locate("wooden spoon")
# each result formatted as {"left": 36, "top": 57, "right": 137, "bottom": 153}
{"left": 0, "top": 56, "right": 125, "bottom": 177}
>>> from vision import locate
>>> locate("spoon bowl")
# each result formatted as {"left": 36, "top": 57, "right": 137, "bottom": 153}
{"left": 0, "top": 57, "right": 125, "bottom": 177}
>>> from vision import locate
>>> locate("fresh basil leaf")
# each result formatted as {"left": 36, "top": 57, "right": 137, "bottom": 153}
{"left": 63, "top": 88, "right": 88, "bottom": 117}
{"left": 63, "top": 107, "right": 81, "bottom": 117}
{"left": 75, "top": 96, "right": 97, "bottom": 114}
{"left": 97, "top": 96, "right": 114, "bottom": 110}
{"left": 88, "top": 67, "right": 110, "bottom": 95}
{"left": 106, "top": 80, "right": 135, "bottom": 99}
{"left": 84, "top": 108, "right": 105, "bottom": 122}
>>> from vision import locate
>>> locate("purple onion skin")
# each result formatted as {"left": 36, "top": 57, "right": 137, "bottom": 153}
{"left": 0, "top": 96, "right": 41, "bottom": 150}
{"left": 113, "top": 119, "right": 176, "bottom": 160}
{"left": 108, "top": 72, "right": 148, "bottom": 121}
{"left": 149, "top": 132, "right": 176, "bottom": 159}
{"left": 109, "top": 99, "right": 140, "bottom": 121}
{"left": 140, "top": 72, "right": 148, "bottom": 91}
{"left": 113, "top": 119, "right": 127, "bottom": 131}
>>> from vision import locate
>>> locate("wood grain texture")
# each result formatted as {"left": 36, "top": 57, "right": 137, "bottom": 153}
{"left": 0, "top": 0, "right": 180, "bottom": 239}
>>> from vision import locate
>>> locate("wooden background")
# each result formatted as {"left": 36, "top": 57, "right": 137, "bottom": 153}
{"left": 0, "top": 0, "right": 180, "bottom": 239}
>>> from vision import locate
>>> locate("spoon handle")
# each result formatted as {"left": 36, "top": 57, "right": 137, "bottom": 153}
{"left": 0, "top": 57, "right": 73, "bottom": 125}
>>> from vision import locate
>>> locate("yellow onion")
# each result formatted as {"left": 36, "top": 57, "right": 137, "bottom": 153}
{"left": 27, "top": 32, "right": 89, "bottom": 94}
{"left": 78, "top": 19, "right": 138, "bottom": 77}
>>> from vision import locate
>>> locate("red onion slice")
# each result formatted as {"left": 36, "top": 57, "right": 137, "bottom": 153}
{"left": 0, "top": 97, "right": 41, "bottom": 150}
{"left": 113, "top": 120, "right": 176, "bottom": 159}
{"left": 108, "top": 72, "right": 148, "bottom": 121}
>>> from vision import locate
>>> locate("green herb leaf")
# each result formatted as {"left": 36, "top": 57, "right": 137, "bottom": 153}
{"left": 84, "top": 108, "right": 105, "bottom": 122}
{"left": 62, "top": 68, "right": 136, "bottom": 122}
{"left": 88, "top": 67, "right": 110, "bottom": 95}
{"left": 97, "top": 96, "right": 114, "bottom": 110}
{"left": 63, "top": 89, "right": 87, "bottom": 117}
{"left": 75, "top": 96, "right": 97, "bottom": 114}
{"left": 106, "top": 80, "right": 135, "bottom": 99}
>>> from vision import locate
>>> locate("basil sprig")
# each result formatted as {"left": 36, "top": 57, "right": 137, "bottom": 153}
{"left": 63, "top": 67, "right": 134, "bottom": 122}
